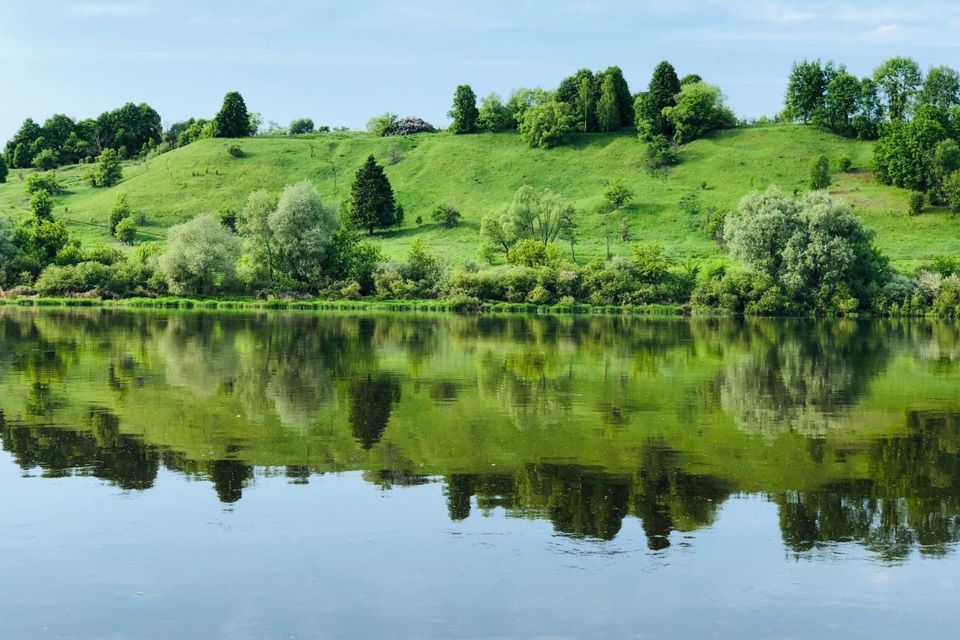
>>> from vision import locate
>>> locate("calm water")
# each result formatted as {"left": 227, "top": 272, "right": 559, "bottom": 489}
{"left": 1, "top": 310, "right": 960, "bottom": 639}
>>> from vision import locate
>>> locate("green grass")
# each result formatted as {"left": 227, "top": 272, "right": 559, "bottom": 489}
{"left": 0, "top": 125, "right": 956, "bottom": 270}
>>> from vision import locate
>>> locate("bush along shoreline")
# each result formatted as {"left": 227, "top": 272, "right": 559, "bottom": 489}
{"left": 4, "top": 176, "right": 960, "bottom": 318}
{"left": 4, "top": 178, "right": 960, "bottom": 318}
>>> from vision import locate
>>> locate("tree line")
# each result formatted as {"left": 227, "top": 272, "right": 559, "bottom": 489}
{"left": 784, "top": 56, "right": 960, "bottom": 211}
{"left": 364, "top": 61, "right": 735, "bottom": 149}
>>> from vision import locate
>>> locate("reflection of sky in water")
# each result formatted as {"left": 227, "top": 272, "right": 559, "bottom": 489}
{"left": 1, "top": 461, "right": 957, "bottom": 639}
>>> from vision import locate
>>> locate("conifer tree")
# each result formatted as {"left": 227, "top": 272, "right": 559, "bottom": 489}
{"left": 349, "top": 155, "right": 396, "bottom": 234}
{"left": 638, "top": 61, "right": 682, "bottom": 138}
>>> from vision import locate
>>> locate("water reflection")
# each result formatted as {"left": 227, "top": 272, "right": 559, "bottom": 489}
{"left": 1, "top": 309, "right": 959, "bottom": 559}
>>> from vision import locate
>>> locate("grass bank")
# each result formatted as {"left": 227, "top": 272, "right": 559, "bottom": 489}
{"left": 2, "top": 125, "right": 954, "bottom": 270}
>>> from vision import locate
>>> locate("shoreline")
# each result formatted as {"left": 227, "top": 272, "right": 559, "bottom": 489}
{"left": 0, "top": 295, "right": 690, "bottom": 317}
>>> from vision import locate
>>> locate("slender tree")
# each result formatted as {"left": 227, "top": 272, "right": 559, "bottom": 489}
{"left": 873, "top": 57, "right": 922, "bottom": 122}
{"left": 597, "top": 74, "right": 620, "bottom": 132}
{"left": 449, "top": 85, "right": 479, "bottom": 134}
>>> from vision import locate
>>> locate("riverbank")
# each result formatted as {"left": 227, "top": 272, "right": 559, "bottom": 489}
{"left": 0, "top": 295, "right": 689, "bottom": 316}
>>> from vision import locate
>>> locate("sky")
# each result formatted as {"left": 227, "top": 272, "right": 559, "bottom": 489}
{"left": 5, "top": 0, "right": 960, "bottom": 144}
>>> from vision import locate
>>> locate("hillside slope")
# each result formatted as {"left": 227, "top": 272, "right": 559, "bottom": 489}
{"left": 0, "top": 125, "right": 954, "bottom": 268}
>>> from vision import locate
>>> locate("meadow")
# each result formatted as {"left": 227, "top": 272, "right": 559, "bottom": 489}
{"left": 1, "top": 124, "right": 954, "bottom": 271}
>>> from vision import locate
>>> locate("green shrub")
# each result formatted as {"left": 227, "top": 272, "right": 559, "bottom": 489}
{"left": 519, "top": 102, "right": 573, "bottom": 148}
{"left": 114, "top": 216, "right": 138, "bottom": 244}
{"left": 810, "top": 154, "right": 831, "bottom": 190}
{"left": 25, "top": 171, "right": 62, "bottom": 195}
{"left": 838, "top": 155, "right": 852, "bottom": 172}
{"left": 109, "top": 193, "right": 132, "bottom": 233}
{"left": 431, "top": 204, "right": 462, "bottom": 229}
{"left": 32, "top": 149, "right": 60, "bottom": 171}
{"left": 88, "top": 148, "right": 123, "bottom": 188}
{"left": 227, "top": 144, "right": 244, "bottom": 158}
{"left": 908, "top": 191, "right": 925, "bottom": 216}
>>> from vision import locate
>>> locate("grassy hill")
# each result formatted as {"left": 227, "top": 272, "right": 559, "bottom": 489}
{"left": 1, "top": 125, "right": 956, "bottom": 269}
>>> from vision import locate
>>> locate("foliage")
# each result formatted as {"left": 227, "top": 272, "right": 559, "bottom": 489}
{"left": 943, "top": 171, "right": 960, "bottom": 213}
{"left": 478, "top": 93, "right": 514, "bottom": 131}
{"left": 213, "top": 91, "right": 254, "bottom": 138}
{"left": 873, "top": 57, "right": 922, "bottom": 122}
{"left": 367, "top": 113, "right": 398, "bottom": 137}
{"left": 506, "top": 88, "right": 554, "bottom": 125}
{"left": 479, "top": 185, "right": 575, "bottom": 259}
{"left": 603, "top": 178, "right": 634, "bottom": 211}
{"left": 449, "top": 85, "right": 479, "bottom": 134}
{"left": 159, "top": 212, "right": 240, "bottom": 295}
{"left": 809, "top": 155, "right": 831, "bottom": 190}
{"left": 556, "top": 69, "right": 596, "bottom": 132}
{"left": 24, "top": 172, "right": 62, "bottom": 195}
{"left": 0, "top": 155, "right": 6, "bottom": 183}
{"left": 645, "top": 135, "right": 678, "bottom": 175}
{"left": 289, "top": 118, "right": 315, "bottom": 135}
{"left": 838, "top": 155, "right": 852, "bottom": 172}
{"left": 596, "top": 74, "right": 620, "bottom": 132}
{"left": 637, "top": 61, "right": 681, "bottom": 139}
{"left": 907, "top": 191, "right": 925, "bottom": 216}
{"left": 30, "top": 190, "right": 53, "bottom": 221}
{"left": 114, "top": 216, "right": 138, "bottom": 244}
{"left": 873, "top": 104, "right": 949, "bottom": 191}
{"left": 921, "top": 66, "right": 960, "bottom": 112}
{"left": 228, "top": 145, "right": 244, "bottom": 159}
{"left": 32, "top": 148, "right": 59, "bottom": 171}
{"left": 662, "top": 82, "right": 735, "bottom": 144}
{"left": 109, "top": 193, "right": 133, "bottom": 234}
{"left": 723, "top": 188, "right": 888, "bottom": 312}
{"left": 519, "top": 102, "right": 573, "bottom": 148}
{"left": 237, "top": 189, "right": 278, "bottom": 288}
{"left": 268, "top": 181, "right": 339, "bottom": 287}
{"left": 784, "top": 59, "right": 832, "bottom": 124}
{"left": 349, "top": 155, "right": 397, "bottom": 234}
{"left": 88, "top": 148, "right": 123, "bottom": 187}
{"left": 431, "top": 204, "right": 462, "bottom": 228}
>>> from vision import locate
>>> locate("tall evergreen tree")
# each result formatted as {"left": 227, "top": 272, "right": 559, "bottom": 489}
{"left": 349, "top": 155, "right": 396, "bottom": 234}
{"left": 449, "top": 85, "right": 479, "bottom": 134}
{"left": 639, "top": 61, "right": 681, "bottom": 139}
{"left": 0, "top": 155, "right": 7, "bottom": 183}
{"left": 214, "top": 91, "right": 253, "bottom": 138}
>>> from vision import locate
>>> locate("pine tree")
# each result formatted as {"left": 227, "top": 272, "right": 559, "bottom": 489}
{"left": 597, "top": 75, "right": 620, "bottom": 132}
{"left": 449, "top": 85, "right": 479, "bottom": 134}
{"left": 640, "top": 61, "right": 681, "bottom": 139}
{"left": 214, "top": 91, "right": 252, "bottom": 138}
{"left": 349, "top": 155, "right": 396, "bottom": 234}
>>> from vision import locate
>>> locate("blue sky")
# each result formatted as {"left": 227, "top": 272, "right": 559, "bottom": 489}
{"left": 5, "top": 0, "right": 960, "bottom": 144}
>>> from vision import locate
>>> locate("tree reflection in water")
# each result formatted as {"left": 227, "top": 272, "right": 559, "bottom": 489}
{"left": 0, "top": 310, "right": 960, "bottom": 558}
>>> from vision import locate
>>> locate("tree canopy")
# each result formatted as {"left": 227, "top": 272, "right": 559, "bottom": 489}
{"left": 213, "top": 92, "right": 254, "bottom": 138}
{"left": 349, "top": 155, "right": 397, "bottom": 234}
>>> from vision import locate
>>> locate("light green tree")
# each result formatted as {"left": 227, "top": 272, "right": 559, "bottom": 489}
{"left": 159, "top": 212, "right": 241, "bottom": 294}
{"left": 269, "top": 181, "right": 339, "bottom": 287}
